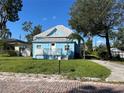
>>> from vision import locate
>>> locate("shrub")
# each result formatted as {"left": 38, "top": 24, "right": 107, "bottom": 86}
{"left": 85, "top": 50, "right": 91, "bottom": 56}
{"left": 111, "top": 55, "right": 124, "bottom": 61}
{"left": 0, "top": 53, "right": 9, "bottom": 57}
{"left": 98, "top": 51, "right": 109, "bottom": 60}
{"left": 95, "top": 44, "right": 109, "bottom": 60}
{"left": 7, "top": 50, "right": 17, "bottom": 56}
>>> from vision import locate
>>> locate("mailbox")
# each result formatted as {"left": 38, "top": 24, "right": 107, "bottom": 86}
{"left": 58, "top": 56, "right": 61, "bottom": 61}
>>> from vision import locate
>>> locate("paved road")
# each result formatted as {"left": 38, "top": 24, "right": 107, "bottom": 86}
{"left": 0, "top": 74, "right": 123, "bottom": 93}
{"left": 91, "top": 60, "right": 124, "bottom": 82}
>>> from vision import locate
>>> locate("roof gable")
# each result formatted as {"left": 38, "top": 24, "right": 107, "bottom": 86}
{"left": 34, "top": 25, "right": 73, "bottom": 40}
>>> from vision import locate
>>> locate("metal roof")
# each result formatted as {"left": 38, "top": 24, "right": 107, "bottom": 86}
{"left": 33, "top": 37, "right": 71, "bottom": 42}
{"left": 0, "top": 39, "right": 30, "bottom": 45}
{"left": 33, "top": 25, "right": 73, "bottom": 41}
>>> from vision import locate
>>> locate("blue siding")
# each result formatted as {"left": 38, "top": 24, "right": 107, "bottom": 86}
{"left": 33, "top": 42, "right": 50, "bottom": 59}
{"left": 56, "top": 43, "right": 75, "bottom": 58}
{"left": 33, "top": 42, "right": 75, "bottom": 59}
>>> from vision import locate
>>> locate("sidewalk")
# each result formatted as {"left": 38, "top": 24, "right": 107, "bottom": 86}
{"left": 0, "top": 72, "right": 123, "bottom": 93}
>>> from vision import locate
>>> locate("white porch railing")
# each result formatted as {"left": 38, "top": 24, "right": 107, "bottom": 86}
{"left": 43, "top": 48, "right": 62, "bottom": 56}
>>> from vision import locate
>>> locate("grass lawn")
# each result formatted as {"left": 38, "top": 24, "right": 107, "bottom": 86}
{"left": 0, "top": 57, "right": 110, "bottom": 80}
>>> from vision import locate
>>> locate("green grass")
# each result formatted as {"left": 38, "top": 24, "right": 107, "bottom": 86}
{"left": 0, "top": 57, "right": 111, "bottom": 79}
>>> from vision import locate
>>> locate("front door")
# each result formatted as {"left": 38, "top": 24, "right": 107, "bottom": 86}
{"left": 51, "top": 43, "right": 56, "bottom": 49}
{"left": 51, "top": 43, "right": 56, "bottom": 55}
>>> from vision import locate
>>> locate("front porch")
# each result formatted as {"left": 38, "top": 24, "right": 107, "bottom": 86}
{"left": 34, "top": 48, "right": 72, "bottom": 59}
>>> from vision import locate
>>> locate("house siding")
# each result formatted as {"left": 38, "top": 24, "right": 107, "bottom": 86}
{"left": 32, "top": 25, "right": 79, "bottom": 59}
{"left": 32, "top": 42, "right": 75, "bottom": 59}
{"left": 33, "top": 42, "right": 50, "bottom": 59}
{"left": 56, "top": 42, "right": 75, "bottom": 58}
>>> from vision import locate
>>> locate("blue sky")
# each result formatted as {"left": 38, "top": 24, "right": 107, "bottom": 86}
{"left": 7, "top": 0, "right": 105, "bottom": 46}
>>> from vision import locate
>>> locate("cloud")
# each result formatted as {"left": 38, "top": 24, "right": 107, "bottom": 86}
{"left": 42, "top": 16, "right": 57, "bottom": 21}
{"left": 52, "top": 16, "right": 57, "bottom": 20}
{"left": 42, "top": 17, "right": 47, "bottom": 21}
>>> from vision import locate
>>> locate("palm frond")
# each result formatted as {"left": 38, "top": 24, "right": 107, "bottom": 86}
{"left": 68, "top": 33, "right": 84, "bottom": 41}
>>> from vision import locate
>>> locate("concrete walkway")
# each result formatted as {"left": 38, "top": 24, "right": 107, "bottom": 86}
{"left": 91, "top": 60, "right": 124, "bottom": 82}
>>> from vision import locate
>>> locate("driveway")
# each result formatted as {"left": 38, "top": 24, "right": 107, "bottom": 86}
{"left": 91, "top": 60, "right": 124, "bottom": 82}
{"left": 0, "top": 73, "right": 123, "bottom": 93}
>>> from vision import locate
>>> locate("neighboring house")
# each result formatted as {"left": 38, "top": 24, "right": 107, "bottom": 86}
{"left": 111, "top": 48, "right": 124, "bottom": 58}
{"left": 0, "top": 39, "right": 31, "bottom": 56}
{"left": 32, "top": 25, "right": 79, "bottom": 59}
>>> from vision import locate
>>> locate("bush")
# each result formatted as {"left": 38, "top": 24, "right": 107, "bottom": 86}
{"left": 0, "top": 53, "right": 9, "bottom": 57}
{"left": 95, "top": 44, "right": 109, "bottom": 60}
{"left": 111, "top": 55, "right": 124, "bottom": 61}
{"left": 7, "top": 50, "right": 17, "bottom": 56}
{"left": 0, "top": 50, "right": 17, "bottom": 57}
{"left": 85, "top": 50, "right": 91, "bottom": 56}
{"left": 98, "top": 51, "right": 109, "bottom": 60}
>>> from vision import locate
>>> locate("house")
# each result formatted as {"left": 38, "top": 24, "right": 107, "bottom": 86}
{"left": 111, "top": 48, "right": 124, "bottom": 58}
{"left": 0, "top": 39, "right": 31, "bottom": 56}
{"left": 32, "top": 25, "right": 79, "bottom": 59}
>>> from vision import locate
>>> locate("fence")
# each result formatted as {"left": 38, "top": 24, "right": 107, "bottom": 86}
{"left": 43, "top": 48, "right": 62, "bottom": 56}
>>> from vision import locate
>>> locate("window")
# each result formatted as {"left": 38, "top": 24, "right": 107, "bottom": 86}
{"left": 47, "top": 28, "right": 57, "bottom": 36}
{"left": 65, "top": 45, "right": 70, "bottom": 50}
{"left": 37, "top": 45, "right": 41, "bottom": 49}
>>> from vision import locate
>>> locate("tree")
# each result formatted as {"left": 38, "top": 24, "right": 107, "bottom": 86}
{"left": 69, "top": 0, "right": 124, "bottom": 59}
{"left": 22, "top": 21, "right": 42, "bottom": 42}
{"left": 0, "top": 27, "right": 12, "bottom": 39}
{"left": 22, "top": 21, "right": 33, "bottom": 42}
{"left": 22, "top": 21, "right": 33, "bottom": 33}
{"left": 68, "top": 32, "right": 85, "bottom": 59}
{"left": 86, "top": 39, "right": 93, "bottom": 53}
{"left": 113, "top": 28, "right": 124, "bottom": 50}
{"left": 0, "top": 0, "right": 22, "bottom": 37}
{"left": 32, "top": 25, "right": 42, "bottom": 36}
{"left": 95, "top": 44, "right": 109, "bottom": 59}
{"left": 85, "top": 32, "right": 93, "bottom": 53}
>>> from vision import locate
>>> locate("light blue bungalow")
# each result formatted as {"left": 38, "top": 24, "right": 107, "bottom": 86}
{"left": 32, "top": 25, "right": 79, "bottom": 59}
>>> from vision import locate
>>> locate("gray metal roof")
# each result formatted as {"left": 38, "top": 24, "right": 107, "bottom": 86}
{"left": 33, "top": 37, "right": 72, "bottom": 42}
{"left": 33, "top": 25, "right": 73, "bottom": 41}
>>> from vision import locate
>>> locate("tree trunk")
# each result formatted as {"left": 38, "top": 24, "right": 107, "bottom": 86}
{"left": 0, "top": 23, "right": 2, "bottom": 32}
{"left": 78, "top": 39, "right": 81, "bottom": 58}
{"left": 105, "top": 31, "right": 112, "bottom": 59}
{"left": 81, "top": 38, "right": 85, "bottom": 59}
{"left": 0, "top": 23, "right": 2, "bottom": 37}
{"left": 83, "top": 42, "right": 85, "bottom": 59}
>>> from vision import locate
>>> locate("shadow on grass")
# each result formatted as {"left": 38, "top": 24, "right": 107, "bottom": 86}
{"left": 68, "top": 85, "right": 123, "bottom": 93}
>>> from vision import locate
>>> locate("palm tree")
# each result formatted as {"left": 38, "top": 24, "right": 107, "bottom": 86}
{"left": 0, "top": 27, "right": 12, "bottom": 39}
{"left": 68, "top": 32, "right": 85, "bottom": 59}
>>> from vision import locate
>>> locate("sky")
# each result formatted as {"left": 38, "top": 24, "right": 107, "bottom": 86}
{"left": 6, "top": 0, "right": 106, "bottom": 46}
